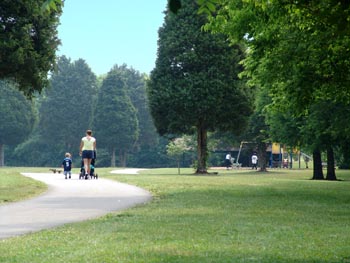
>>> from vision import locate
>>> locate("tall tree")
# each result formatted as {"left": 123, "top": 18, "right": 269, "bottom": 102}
{"left": 38, "top": 56, "right": 97, "bottom": 153}
{"left": 0, "top": 80, "right": 36, "bottom": 166}
{"left": 116, "top": 64, "right": 158, "bottom": 149}
{"left": 93, "top": 67, "right": 139, "bottom": 167}
{"left": 0, "top": 0, "right": 63, "bottom": 97}
{"left": 148, "top": 0, "right": 252, "bottom": 174}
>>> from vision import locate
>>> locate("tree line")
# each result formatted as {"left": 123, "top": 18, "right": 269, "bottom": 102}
{"left": 2, "top": 1, "right": 350, "bottom": 180}
{"left": 148, "top": 0, "right": 350, "bottom": 179}
{"left": 1, "top": 57, "right": 180, "bottom": 168}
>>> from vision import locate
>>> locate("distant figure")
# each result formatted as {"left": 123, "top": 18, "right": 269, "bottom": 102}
{"left": 251, "top": 153, "right": 258, "bottom": 170}
{"left": 225, "top": 153, "right": 232, "bottom": 170}
{"left": 62, "top": 152, "right": 72, "bottom": 179}
{"left": 79, "top": 130, "right": 96, "bottom": 179}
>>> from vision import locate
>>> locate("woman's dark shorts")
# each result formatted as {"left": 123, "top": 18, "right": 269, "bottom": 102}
{"left": 82, "top": 150, "right": 94, "bottom": 159}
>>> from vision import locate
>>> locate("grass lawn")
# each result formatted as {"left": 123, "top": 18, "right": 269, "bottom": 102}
{"left": 0, "top": 167, "right": 47, "bottom": 203}
{"left": 0, "top": 167, "right": 350, "bottom": 262}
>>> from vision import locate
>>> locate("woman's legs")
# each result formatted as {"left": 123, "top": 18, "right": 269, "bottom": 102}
{"left": 83, "top": 158, "right": 91, "bottom": 175}
{"left": 86, "top": 159, "right": 92, "bottom": 175}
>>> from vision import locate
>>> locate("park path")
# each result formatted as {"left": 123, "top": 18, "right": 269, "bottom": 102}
{"left": 0, "top": 169, "right": 151, "bottom": 239}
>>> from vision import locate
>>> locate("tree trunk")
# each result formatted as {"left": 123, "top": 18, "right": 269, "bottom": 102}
{"left": 111, "top": 147, "right": 116, "bottom": 167}
{"left": 196, "top": 125, "right": 208, "bottom": 174}
{"left": 312, "top": 149, "right": 324, "bottom": 180}
{"left": 257, "top": 142, "right": 268, "bottom": 172}
{"left": 0, "top": 144, "right": 4, "bottom": 167}
{"left": 119, "top": 149, "right": 127, "bottom": 168}
{"left": 326, "top": 146, "right": 337, "bottom": 180}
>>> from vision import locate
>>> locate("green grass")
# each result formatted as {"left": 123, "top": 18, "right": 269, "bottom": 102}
{"left": 1, "top": 167, "right": 350, "bottom": 262}
{"left": 0, "top": 167, "right": 48, "bottom": 203}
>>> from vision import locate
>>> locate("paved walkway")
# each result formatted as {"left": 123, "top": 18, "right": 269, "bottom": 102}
{"left": 0, "top": 169, "right": 151, "bottom": 239}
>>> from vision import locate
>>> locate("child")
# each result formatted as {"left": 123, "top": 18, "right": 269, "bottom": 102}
{"left": 62, "top": 153, "right": 72, "bottom": 179}
{"left": 251, "top": 152, "right": 258, "bottom": 170}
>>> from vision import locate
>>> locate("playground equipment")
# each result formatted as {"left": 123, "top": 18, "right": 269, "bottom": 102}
{"left": 232, "top": 141, "right": 249, "bottom": 168}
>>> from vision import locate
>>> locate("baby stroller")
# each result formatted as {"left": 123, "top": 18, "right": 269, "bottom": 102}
{"left": 79, "top": 152, "right": 98, "bottom": 180}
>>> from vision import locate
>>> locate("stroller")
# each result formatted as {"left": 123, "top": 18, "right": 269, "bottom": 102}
{"left": 79, "top": 152, "right": 98, "bottom": 180}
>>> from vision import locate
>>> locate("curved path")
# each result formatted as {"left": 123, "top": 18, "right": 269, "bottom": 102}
{"left": 0, "top": 169, "right": 151, "bottom": 239}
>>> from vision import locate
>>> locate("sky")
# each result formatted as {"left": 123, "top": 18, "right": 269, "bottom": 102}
{"left": 57, "top": 1, "right": 167, "bottom": 76}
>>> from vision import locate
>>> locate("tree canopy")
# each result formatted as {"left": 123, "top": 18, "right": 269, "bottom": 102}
{"left": 203, "top": 0, "right": 350, "bottom": 179}
{"left": 0, "top": 0, "right": 63, "bottom": 97}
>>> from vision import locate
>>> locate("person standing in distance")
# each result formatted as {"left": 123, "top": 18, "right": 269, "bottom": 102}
{"left": 251, "top": 152, "right": 258, "bottom": 170}
{"left": 79, "top": 130, "right": 96, "bottom": 179}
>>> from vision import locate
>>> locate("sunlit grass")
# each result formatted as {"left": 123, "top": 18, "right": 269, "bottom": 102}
{"left": 0, "top": 167, "right": 47, "bottom": 203}
{"left": 1, "top": 167, "right": 349, "bottom": 262}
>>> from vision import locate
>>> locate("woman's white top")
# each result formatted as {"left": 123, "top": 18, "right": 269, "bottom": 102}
{"left": 81, "top": 136, "right": 96, "bottom": 151}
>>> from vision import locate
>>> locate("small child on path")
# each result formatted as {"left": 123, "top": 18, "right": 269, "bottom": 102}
{"left": 62, "top": 153, "right": 72, "bottom": 179}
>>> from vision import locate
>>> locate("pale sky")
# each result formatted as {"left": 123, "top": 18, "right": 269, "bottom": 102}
{"left": 57, "top": 1, "right": 167, "bottom": 76}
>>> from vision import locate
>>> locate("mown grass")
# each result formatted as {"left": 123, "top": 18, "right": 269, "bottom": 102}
{"left": 1, "top": 167, "right": 350, "bottom": 262}
{"left": 0, "top": 167, "right": 47, "bottom": 203}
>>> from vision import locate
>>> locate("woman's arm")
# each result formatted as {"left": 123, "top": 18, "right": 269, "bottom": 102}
{"left": 79, "top": 140, "right": 83, "bottom": 156}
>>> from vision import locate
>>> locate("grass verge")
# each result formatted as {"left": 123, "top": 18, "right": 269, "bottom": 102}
{"left": 1, "top": 168, "right": 350, "bottom": 262}
{"left": 0, "top": 167, "right": 47, "bottom": 203}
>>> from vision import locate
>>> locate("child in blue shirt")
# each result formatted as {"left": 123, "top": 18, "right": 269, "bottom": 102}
{"left": 62, "top": 153, "right": 72, "bottom": 179}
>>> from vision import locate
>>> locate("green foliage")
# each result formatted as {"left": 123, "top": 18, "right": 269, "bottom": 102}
{"left": 0, "top": 81, "right": 36, "bottom": 146}
{"left": 205, "top": 1, "right": 350, "bottom": 177}
{"left": 38, "top": 56, "right": 97, "bottom": 153}
{"left": 93, "top": 67, "right": 139, "bottom": 166}
{"left": 0, "top": 0, "right": 63, "bottom": 97}
{"left": 149, "top": 0, "right": 251, "bottom": 136}
{"left": 118, "top": 64, "right": 158, "bottom": 149}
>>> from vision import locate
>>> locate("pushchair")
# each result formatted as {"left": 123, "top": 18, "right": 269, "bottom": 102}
{"left": 79, "top": 152, "right": 98, "bottom": 180}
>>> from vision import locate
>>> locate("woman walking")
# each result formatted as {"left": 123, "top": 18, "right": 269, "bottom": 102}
{"left": 79, "top": 130, "right": 96, "bottom": 179}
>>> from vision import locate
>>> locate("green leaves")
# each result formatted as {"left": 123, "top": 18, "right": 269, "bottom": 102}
{"left": 0, "top": 0, "right": 63, "bottom": 97}
{"left": 93, "top": 66, "right": 139, "bottom": 162}
{"left": 0, "top": 81, "right": 36, "bottom": 146}
{"left": 41, "top": 0, "right": 61, "bottom": 13}
{"left": 197, "top": 0, "right": 220, "bottom": 15}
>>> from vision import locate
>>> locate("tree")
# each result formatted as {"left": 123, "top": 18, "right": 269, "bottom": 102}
{"left": 167, "top": 136, "right": 192, "bottom": 174}
{"left": 0, "top": 80, "right": 36, "bottom": 166}
{"left": 93, "top": 67, "right": 139, "bottom": 167}
{"left": 148, "top": 0, "right": 252, "bottom": 174}
{"left": 205, "top": 1, "right": 350, "bottom": 179}
{"left": 38, "top": 56, "right": 97, "bottom": 153}
{"left": 116, "top": 64, "right": 158, "bottom": 149}
{"left": 0, "top": 0, "right": 63, "bottom": 97}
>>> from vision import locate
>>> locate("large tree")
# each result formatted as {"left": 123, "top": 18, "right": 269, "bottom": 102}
{"left": 0, "top": 0, "right": 63, "bottom": 97}
{"left": 148, "top": 0, "right": 252, "bottom": 174}
{"left": 0, "top": 80, "right": 36, "bottom": 166}
{"left": 93, "top": 67, "right": 139, "bottom": 167}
